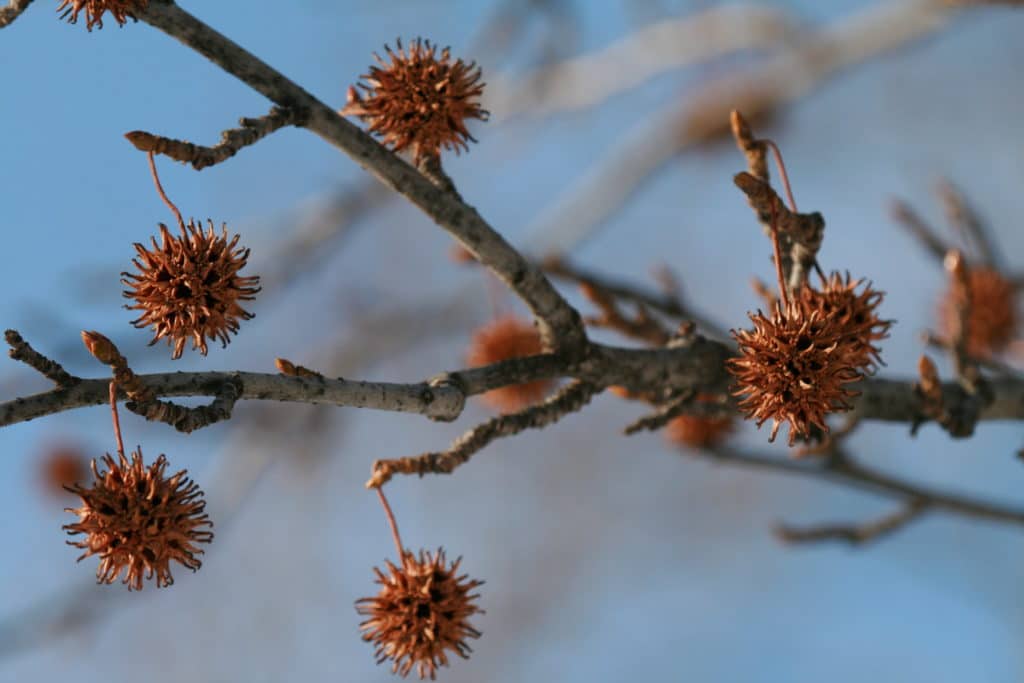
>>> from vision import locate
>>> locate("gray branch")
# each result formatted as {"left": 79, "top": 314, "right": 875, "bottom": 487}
{"left": 135, "top": 0, "right": 586, "bottom": 352}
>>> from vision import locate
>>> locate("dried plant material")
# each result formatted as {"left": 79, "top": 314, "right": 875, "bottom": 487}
{"left": 729, "top": 303, "right": 863, "bottom": 446}
{"left": 64, "top": 448, "right": 213, "bottom": 590}
{"left": 796, "top": 271, "right": 891, "bottom": 374}
{"left": 342, "top": 38, "right": 489, "bottom": 164}
{"left": 39, "top": 444, "right": 89, "bottom": 497}
{"left": 938, "top": 266, "right": 1017, "bottom": 357}
{"left": 466, "top": 315, "right": 551, "bottom": 412}
{"left": 664, "top": 395, "right": 733, "bottom": 449}
{"left": 357, "top": 549, "right": 483, "bottom": 680}
{"left": 122, "top": 221, "right": 261, "bottom": 359}
{"left": 56, "top": 0, "right": 146, "bottom": 30}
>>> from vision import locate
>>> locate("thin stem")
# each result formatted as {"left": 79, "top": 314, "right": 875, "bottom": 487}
{"left": 375, "top": 487, "right": 406, "bottom": 560}
{"left": 146, "top": 151, "right": 185, "bottom": 229}
{"left": 109, "top": 381, "right": 124, "bottom": 458}
{"left": 764, "top": 139, "right": 797, "bottom": 212}
{"left": 769, "top": 198, "right": 789, "bottom": 308}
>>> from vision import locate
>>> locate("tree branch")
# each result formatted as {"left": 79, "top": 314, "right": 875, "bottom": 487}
{"left": 0, "top": 0, "right": 33, "bottom": 29}
{"left": 774, "top": 500, "right": 930, "bottom": 545}
{"left": 124, "top": 106, "right": 305, "bottom": 170}
{"left": 367, "top": 380, "right": 599, "bottom": 488}
{"left": 135, "top": 0, "right": 586, "bottom": 353}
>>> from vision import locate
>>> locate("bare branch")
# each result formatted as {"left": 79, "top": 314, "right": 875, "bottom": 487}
{"left": 484, "top": 4, "right": 798, "bottom": 120}
{"left": 135, "top": 0, "right": 586, "bottom": 352}
{"left": 936, "top": 178, "right": 1001, "bottom": 268}
{"left": 703, "top": 446, "right": 1024, "bottom": 528}
{"left": 0, "top": 0, "right": 33, "bottom": 29}
{"left": 367, "top": 380, "right": 599, "bottom": 488}
{"left": 890, "top": 198, "right": 951, "bottom": 263}
{"left": 542, "top": 257, "right": 731, "bottom": 342}
{"left": 4, "top": 330, "right": 79, "bottom": 388}
{"left": 623, "top": 389, "right": 697, "bottom": 435}
{"left": 124, "top": 106, "right": 304, "bottom": 170}
{"left": 523, "top": 0, "right": 958, "bottom": 255}
{"left": 774, "top": 500, "right": 930, "bottom": 545}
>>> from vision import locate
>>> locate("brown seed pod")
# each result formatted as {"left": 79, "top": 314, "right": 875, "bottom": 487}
{"left": 356, "top": 548, "right": 483, "bottom": 680}
{"left": 466, "top": 315, "right": 551, "bottom": 412}
{"left": 796, "top": 271, "right": 891, "bottom": 374}
{"left": 64, "top": 448, "right": 213, "bottom": 590}
{"left": 342, "top": 38, "right": 489, "bottom": 164}
{"left": 728, "top": 302, "right": 864, "bottom": 446}
{"left": 39, "top": 443, "right": 90, "bottom": 498}
{"left": 121, "top": 220, "right": 261, "bottom": 359}
{"left": 664, "top": 395, "right": 734, "bottom": 449}
{"left": 938, "top": 266, "right": 1017, "bottom": 357}
{"left": 56, "top": 0, "right": 147, "bottom": 30}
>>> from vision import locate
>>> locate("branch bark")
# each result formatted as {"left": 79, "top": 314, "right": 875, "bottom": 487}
{"left": 135, "top": 0, "right": 586, "bottom": 353}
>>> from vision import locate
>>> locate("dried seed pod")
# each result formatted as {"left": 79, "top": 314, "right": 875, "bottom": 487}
{"left": 938, "top": 266, "right": 1017, "bottom": 357}
{"left": 357, "top": 548, "right": 483, "bottom": 680}
{"left": 342, "top": 38, "right": 489, "bottom": 164}
{"left": 664, "top": 395, "right": 733, "bottom": 449}
{"left": 39, "top": 443, "right": 90, "bottom": 498}
{"left": 64, "top": 448, "right": 213, "bottom": 590}
{"left": 56, "top": 0, "right": 147, "bottom": 30}
{"left": 466, "top": 315, "right": 551, "bottom": 412}
{"left": 728, "top": 302, "right": 864, "bottom": 446}
{"left": 122, "top": 220, "right": 261, "bottom": 359}
{"left": 796, "top": 271, "right": 891, "bottom": 374}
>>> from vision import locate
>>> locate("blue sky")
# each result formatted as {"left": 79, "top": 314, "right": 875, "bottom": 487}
{"left": 2, "top": 1, "right": 1024, "bottom": 681}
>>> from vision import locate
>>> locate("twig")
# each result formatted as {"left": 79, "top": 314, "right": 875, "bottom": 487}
{"left": 578, "top": 282, "right": 672, "bottom": 346}
{"left": 125, "top": 106, "right": 304, "bottom": 171}
{"left": 136, "top": 0, "right": 586, "bottom": 353}
{"left": 733, "top": 171, "right": 824, "bottom": 291}
{"left": 943, "top": 250, "right": 983, "bottom": 391}
{"left": 889, "top": 198, "right": 951, "bottom": 262}
{"left": 522, "top": 0, "right": 958, "bottom": 255}
{"left": 936, "top": 178, "right": 1001, "bottom": 268}
{"left": 4, "top": 330, "right": 79, "bottom": 387}
{"left": 125, "top": 376, "right": 242, "bottom": 433}
{"left": 774, "top": 500, "right": 930, "bottom": 545}
{"left": 703, "top": 445, "right": 1024, "bottom": 528}
{"left": 366, "top": 380, "right": 599, "bottom": 488}
{"left": 484, "top": 4, "right": 798, "bottom": 121}
{"left": 541, "top": 256, "right": 731, "bottom": 342}
{"left": 0, "top": 0, "right": 33, "bottom": 29}
{"left": 623, "top": 389, "right": 697, "bottom": 434}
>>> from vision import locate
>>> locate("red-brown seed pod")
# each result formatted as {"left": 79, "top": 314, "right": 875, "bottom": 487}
{"left": 56, "top": 0, "right": 147, "bottom": 30}
{"left": 357, "top": 549, "right": 483, "bottom": 680}
{"left": 121, "top": 220, "right": 261, "bottom": 359}
{"left": 342, "top": 38, "right": 489, "bottom": 164}
{"left": 466, "top": 315, "right": 552, "bottom": 413}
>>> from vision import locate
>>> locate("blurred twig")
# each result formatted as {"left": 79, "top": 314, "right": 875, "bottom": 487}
{"left": 525, "top": 0, "right": 957, "bottom": 255}
{"left": 485, "top": 4, "right": 799, "bottom": 120}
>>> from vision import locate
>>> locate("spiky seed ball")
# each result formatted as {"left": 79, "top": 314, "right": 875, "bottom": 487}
{"left": 342, "top": 38, "right": 489, "bottom": 164}
{"left": 938, "top": 266, "right": 1017, "bottom": 357}
{"left": 357, "top": 549, "right": 483, "bottom": 680}
{"left": 466, "top": 315, "right": 552, "bottom": 412}
{"left": 728, "top": 302, "right": 863, "bottom": 446}
{"left": 796, "top": 271, "right": 891, "bottom": 374}
{"left": 56, "top": 0, "right": 147, "bottom": 30}
{"left": 664, "top": 395, "right": 733, "bottom": 449}
{"left": 122, "top": 220, "right": 261, "bottom": 360}
{"left": 64, "top": 448, "right": 213, "bottom": 590}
